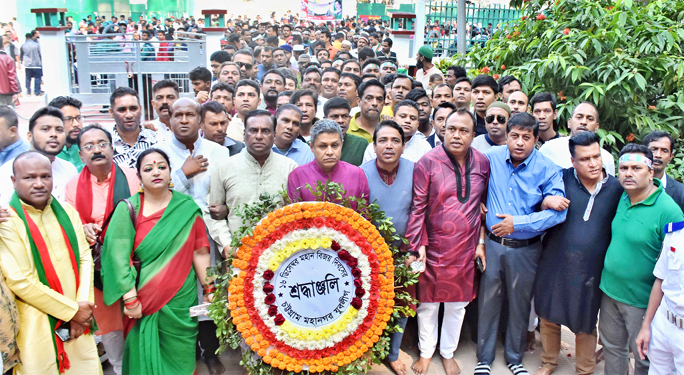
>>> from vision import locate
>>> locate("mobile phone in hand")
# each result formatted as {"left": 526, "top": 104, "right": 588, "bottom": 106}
{"left": 55, "top": 322, "right": 71, "bottom": 342}
{"left": 475, "top": 257, "right": 485, "bottom": 273}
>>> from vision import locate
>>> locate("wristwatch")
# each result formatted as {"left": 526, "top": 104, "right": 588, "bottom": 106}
{"left": 478, "top": 239, "right": 485, "bottom": 245}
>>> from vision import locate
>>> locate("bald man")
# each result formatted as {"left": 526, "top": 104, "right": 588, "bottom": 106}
{"left": 153, "top": 98, "right": 230, "bottom": 373}
{"left": 0, "top": 152, "right": 102, "bottom": 375}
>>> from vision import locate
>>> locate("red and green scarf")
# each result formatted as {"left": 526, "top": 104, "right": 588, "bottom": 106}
{"left": 9, "top": 193, "right": 92, "bottom": 373}
{"left": 75, "top": 161, "right": 131, "bottom": 223}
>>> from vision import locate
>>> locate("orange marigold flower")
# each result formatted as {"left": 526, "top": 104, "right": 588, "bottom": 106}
{"left": 295, "top": 213, "right": 304, "bottom": 220}
{"left": 263, "top": 355, "right": 272, "bottom": 364}
{"left": 258, "top": 348, "right": 267, "bottom": 357}
{"left": 626, "top": 133, "right": 635, "bottom": 142}
{"left": 269, "top": 349, "right": 279, "bottom": 357}
{"left": 271, "top": 358, "right": 280, "bottom": 367}
{"left": 295, "top": 364, "right": 303, "bottom": 372}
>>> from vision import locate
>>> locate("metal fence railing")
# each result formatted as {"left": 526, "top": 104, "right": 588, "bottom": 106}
{"left": 424, "top": 2, "right": 521, "bottom": 57}
{"left": 65, "top": 32, "right": 205, "bottom": 120}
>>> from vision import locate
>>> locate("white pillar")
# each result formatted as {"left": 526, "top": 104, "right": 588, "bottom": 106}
{"left": 457, "top": 0, "right": 466, "bottom": 55}
{"left": 38, "top": 28, "right": 70, "bottom": 100}
{"left": 203, "top": 29, "right": 225, "bottom": 68}
{"left": 414, "top": 0, "right": 426, "bottom": 57}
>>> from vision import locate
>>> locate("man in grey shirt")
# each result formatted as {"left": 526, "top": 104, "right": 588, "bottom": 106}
{"left": 20, "top": 30, "right": 42, "bottom": 96}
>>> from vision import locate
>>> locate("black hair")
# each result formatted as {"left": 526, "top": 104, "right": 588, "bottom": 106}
{"left": 29, "top": 106, "right": 64, "bottom": 132}
{"left": 210, "top": 50, "right": 232, "bottom": 64}
{"left": 444, "top": 107, "right": 477, "bottom": 132}
{"left": 152, "top": 79, "right": 180, "bottom": 96}
{"left": 357, "top": 47, "right": 376, "bottom": 62}
{"left": 643, "top": 130, "right": 674, "bottom": 153}
{"left": 235, "top": 79, "right": 261, "bottom": 96}
{"left": 47, "top": 96, "right": 83, "bottom": 111}
{"left": 340, "top": 59, "right": 360, "bottom": 72}
{"left": 262, "top": 69, "right": 286, "bottom": 85}
{"left": 570, "top": 101, "right": 600, "bottom": 121}
{"left": 405, "top": 88, "right": 429, "bottom": 103}
{"left": 357, "top": 78, "right": 386, "bottom": 98}
{"left": 321, "top": 30, "right": 331, "bottom": 40}
{"left": 109, "top": 87, "right": 139, "bottom": 107}
{"left": 446, "top": 65, "right": 467, "bottom": 80}
{"left": 382, "top": 37, "right": 393, "bottom": 47}
{"left": 392, "top": 74, "right": 416, "bottom": 90}
{"left": 323, "top": 97, "right": 351, "bottom": 117}
{"left": 136, "top": 148, "right": 171, "bottom": 174}
{"left": 303, "top": 67, "right": 322, "bottom": 78}
{"left": 275, "top": 104, "right": 303, "bottom": 126}
{"left": 210, "top": 82, "right": 235, "bottom": 98}
{"left": 619, "top": 143, "right": 654, "bottom": 164}
{"left": 266, "top": 35, "right": 279, "bottom": 46}
{"left": 272, "top": 47, "right": 285, "bottom": 56}
{"left": 455, "top": 77, "right": 472, "bottom": 86}
{"left": 0, "top": 105, "right": 18, "bottom": 129}
{"left": 361, "top": 73, "right": 377, "bottom": 81}
{"left": 529, "top": 92, "right": 557, "bottom": 111}
{"left": 290, "top": 89, "right": 318, "bottom": 113}
{"left": 373, "top": 120, "right": 405, "bottom": 145}
{"left": 569, "top": 131, "right": 600, "bottom": 158}
{"left": 507, "top": 112, "right": 539, "bottom": 137}
{"left": 498, "top": 75, "right": 521, "bottom": 93}
{"left": 244, "top": 109, "right": 274, "bottom": 130}
{"left": 471, "top": 74, "right": 499, "bottom": 94}
{"left": 322, "top": 67, "right": 341, "bottom": 78}
{"left": 233, "top": 49, "right": 255, "bottom": 63}
{"left": 393, "top": 99, "right": 420, "bottom": 116}
{"left": 201, "top": 101, "right": 227, "bottom": 124}
{"left": 361, "top": 58, "right": 382, "bottom": 70}
{"left": 78, "top": 123, "right": 112, "bottom": 148}
{"left": 189, "top": 66, "right": 212, "bottom": 83}
{"left": 227, "top": 34, "right": 240, "bottom": 44}
{"left": 278, "top": 91, "right": 294, "bottom": 99}
{"left": 431, "top": 83, "right": 452, "bottom": 97}
{"left": 340, "top": 72, "right": 362, "bottom": 89}
{"left": 432, "top": 101, "right": 457, "bottom": 119}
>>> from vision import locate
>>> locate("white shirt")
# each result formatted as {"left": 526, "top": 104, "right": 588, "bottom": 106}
{"left": 415, "top": 65, "right": 444, "bottom": 92}
{"left": 0, "top": 157, "right": 78, "bottom": 206}
{"left": 316, "top": 97, "right": 328, "bottom": 120}
{"left": 538, "top": 136, "right": 616, "bottom": 176}
{"left": 471, "top": 134, "right": 503, "bottom": 153}
{"left": 148, "top": 118, "right": 173, "bottom": 143}
{"left": 654, "top": 227, "right": 684, "bottom": 316}
{"left": 362, "top": 132, "right": 432, "bottom": 164}
{"left": 155, "top": 135, "right": 230, "bottom": 210}
{"left": 226, "top": 117, "right": 245, "bottom": 144}
{"left": 662, "top": 173, "right": 669, "bottom": 189}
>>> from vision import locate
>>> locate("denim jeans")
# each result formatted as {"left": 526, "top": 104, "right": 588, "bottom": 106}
{"left": 25, "top": 67, "right": 42, "bottom": 94}
{"left": 387, "top": 317, "right": 408, "bottom": 362}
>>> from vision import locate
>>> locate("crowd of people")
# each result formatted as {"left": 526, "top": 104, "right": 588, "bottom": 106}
{"left": 0, "top": 10, "right": 683, "bottom": 375}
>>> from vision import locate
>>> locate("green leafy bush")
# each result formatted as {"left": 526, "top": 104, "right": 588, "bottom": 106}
{"left": 447, "top": 0, "right": 684, "bottom": 152}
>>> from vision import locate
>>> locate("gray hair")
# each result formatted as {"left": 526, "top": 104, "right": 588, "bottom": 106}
{"left": 310, "top": 119, "right": 343, "bottom": 145}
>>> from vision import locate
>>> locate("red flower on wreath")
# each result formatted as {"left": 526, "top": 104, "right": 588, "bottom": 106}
{"left": 351, "top": 297, "right": 363, "bottom": 309}
{"left": 331, "top": 241, "right": 341, "bottom": 251}
{"left": 347, "top": 257, "right": 359, "bottom": 268}
{"left": 268, "top": 305, "right": 278, "bottom": 316}
{"left": 265, "top": 293, "right": 276, "bottom": 305}
{"left": 274, "top": 314, "right": 286, "bottom": 325}
{"left": 355, "top": 287, "right": 366, "bottom": 297}
{"left": 338, "top": 250, "right": 351, "bottom": 261}
{"left": 263, "top": 270, "right": 275, "bottom": 280}
{"left": 263, "top": 283, "right": 274, "bottom": 293}
{"left": 352, "top": 268, "right": 362, "bottom": 278}
{"left": 354, "top": 279, "right": 363, "bottom": 288}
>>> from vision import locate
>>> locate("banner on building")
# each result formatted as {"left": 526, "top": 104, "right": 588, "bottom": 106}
{"left": 301, "top": 0, "right": 342, "bottom": 21}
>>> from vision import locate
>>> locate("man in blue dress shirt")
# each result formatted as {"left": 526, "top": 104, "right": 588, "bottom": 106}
{"left": 0, "top": 106, "right": 28, "bottom": 167}
{"left": 475, "top": 112, "right": 567, "bottom": 375}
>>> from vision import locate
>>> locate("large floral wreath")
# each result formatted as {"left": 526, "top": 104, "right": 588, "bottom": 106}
{"left": 209, "top": 182, "right": 418, "bottom": 375}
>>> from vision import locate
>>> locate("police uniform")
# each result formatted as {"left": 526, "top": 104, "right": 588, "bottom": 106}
{"left": 648, "top": 221, "right": 684, "bottom": 375}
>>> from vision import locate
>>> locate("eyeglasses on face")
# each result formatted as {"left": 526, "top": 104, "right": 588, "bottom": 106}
{"left": 234, "top": 61, "right": 253, "bottom": 70}
{"left": 486, "top": 115, "right": 506, "bottom": 124}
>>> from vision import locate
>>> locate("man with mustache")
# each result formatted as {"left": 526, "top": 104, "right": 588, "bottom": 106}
{"left": 65, "top": 124, "right": 140, "bottom": 375}
{"left": 360, "top": 120, "right": 414, "bottom": 375}
{"left": 507, "top": 91, "right": 529, "bottom": 115}
{"left": 414, "top": 46, "right": 443, "bottom": 92}
{"left": 406, "top": 108, "right": 490, "bottom": 375}
{"left": 287, "top": 119, "right": 369, "bottom": 210}
{"left": 255, "top": 46, "right": 274, "bottom": 82}
{"left": 201, "top": 101, "right": 244, "bottom": 156}
{"left": 324, "top": 97, "right": 367, "bottom": 166}
{"left": 363, "top": 100, "right": 431, "bottom": 163}
{"left": 109, "top": 87, "right": 157, "bottom": 169}
{"left": 143, "top": 79, "right": 179, "bottom": 143}
{"left": 533, "top": 132, "right": 624, "bottom": 375}
{"left": 0, "top": 151, "right": 101, "bottom": 375}
{"left": 154, "top": 98, "right": 230, "bottom": 375}
{"left": 598, "top": 144, "right": 683, "bottom": 375}
{"left": 539, "top": 102, "right": 615, "bottom": 176}
{"left": 50, "top": 96, "right": 85, "bottom": 171}
{"left": 0, "top": 107, "right": 78, "bottom": 206}
{"left": 472, "top": 102, "right": 510, "bottom": 152}
{"left": 643, "top": 130, "right": 684, "bottom": 211}
{"left": 348, "top": 79, "right": 385, "bottom": 143}
{"left": 259, "top": 69, "right": 286, "bottom": 115}
{"left": 272, "top": 104, "right": 314, "bottom": 165}
{"left": 476, "top": 113, "right": 567, "bottom": 375}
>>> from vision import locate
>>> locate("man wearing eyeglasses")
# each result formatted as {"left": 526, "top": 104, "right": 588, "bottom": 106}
{"left": 65, "top": 124, "right": 140, "bottom": 375}
{"left": 49, "top": 96, "right": 85, "bottom": 171}
{"left": 472, "top": 102, "right": 510, "bottom": 153}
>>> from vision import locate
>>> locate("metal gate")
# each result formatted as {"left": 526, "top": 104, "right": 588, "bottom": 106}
{"left": 65, "top": 32, "right": 206, "bottom": 120}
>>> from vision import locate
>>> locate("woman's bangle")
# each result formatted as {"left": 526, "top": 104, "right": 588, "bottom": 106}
{"left": 124, "top": 301, "right": 140, "bottom": 310}
{"left": 202, "top": 281, "right": 215, "bottom": 291}
{"left": 123, "top": 295, "right": 138, "bottom": 303}
{"left": 203, "top": 286, "right": 216, "bottom": 295}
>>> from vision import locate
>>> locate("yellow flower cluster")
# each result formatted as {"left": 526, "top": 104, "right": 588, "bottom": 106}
{"left": 280, "top": 307, "right": 359, "bottom": 341}
{"left": 268, "top": 237, "right": 333, "bottom": 270}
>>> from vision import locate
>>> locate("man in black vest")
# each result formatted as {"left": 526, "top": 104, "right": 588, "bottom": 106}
{"left": 643, "top": 130, "right": 684, "bottom": 212}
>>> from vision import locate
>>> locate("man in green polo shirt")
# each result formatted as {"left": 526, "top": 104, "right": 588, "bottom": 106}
{"left": 49, "top": 96, "right": 85, "bottom": 171}
{"left": 599, "top": 143, "right": 684, "bottom": 375}
{"left": 348, "top": 79, "right": 385, "bottom": 143}
{"left": 324, "top": 97, "right": 367, "bottom": 166}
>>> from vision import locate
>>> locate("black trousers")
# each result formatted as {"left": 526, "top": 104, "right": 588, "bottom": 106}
{"left": 197, "top": 320, "right": 220, "bottom": 359}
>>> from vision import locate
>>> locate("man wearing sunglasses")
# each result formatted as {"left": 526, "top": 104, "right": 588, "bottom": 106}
{"left": 233, "top": 50, "right": 257, "bottom": 81}
{"left": 472, "top": 102, "right": 509, "bottom": 153}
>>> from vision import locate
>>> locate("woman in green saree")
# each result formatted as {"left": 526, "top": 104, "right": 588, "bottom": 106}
{"left": 101, "top": 148, "right": 215, "bottom": 375}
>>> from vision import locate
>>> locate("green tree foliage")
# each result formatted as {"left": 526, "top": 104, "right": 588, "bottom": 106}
{"left": 448, "top": 0, "right": 684, "bottom": 151}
